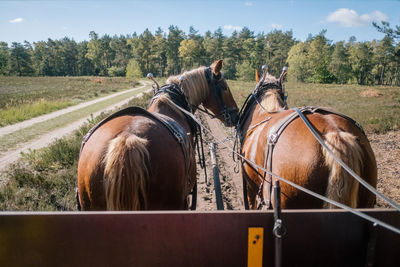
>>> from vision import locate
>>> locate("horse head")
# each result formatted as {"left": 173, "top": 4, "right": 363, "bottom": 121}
{"left": 253, "top": 65, "right": 288, "bottom": 112}
{"left": 201, "top": 59, "right": 239, "bottom": 127}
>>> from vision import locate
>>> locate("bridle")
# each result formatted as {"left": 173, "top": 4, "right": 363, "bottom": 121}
{"left": 253, "top": 80, "right": 287, "bottom": 107}
{"left": 196, "top": 67, "right": 238, "bottom": 126}
{"left": 150, "top": 83, "right": 198, "bottom": 133}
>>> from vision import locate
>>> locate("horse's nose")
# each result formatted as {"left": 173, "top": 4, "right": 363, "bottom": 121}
{"left": 231, "top": 109, "right": 239, "bottom": 125}
{"left": 225, "top": 109, "right": 239, "bottom": 127}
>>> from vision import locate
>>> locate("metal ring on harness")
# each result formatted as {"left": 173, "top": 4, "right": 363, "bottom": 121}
{"left": 273, "top": 219, "right": 287, "bottom": 238}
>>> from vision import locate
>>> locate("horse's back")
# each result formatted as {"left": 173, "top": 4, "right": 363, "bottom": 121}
{"left": 242, "top": 109, "right": 377, "bottom": 209}
{"left": 78, "top": 115, "right": 191, "bottom": 210}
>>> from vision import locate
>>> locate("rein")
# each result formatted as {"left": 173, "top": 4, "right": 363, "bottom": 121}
{"left": 158, "top": 80, "right": 400, "bottom": 234}
{"left": 192, "top": 105, "right": 400, "bottom": 235}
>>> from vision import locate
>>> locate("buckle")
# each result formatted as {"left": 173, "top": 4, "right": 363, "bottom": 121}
{"left": 269, "top": 133, "right": 278, "bottom": 144}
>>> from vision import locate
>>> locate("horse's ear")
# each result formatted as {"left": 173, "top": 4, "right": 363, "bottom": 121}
{"left": 211, "top": 59, "right": 223, "bottom": 75}
{"left": 147, "top": 73, "right": 160, "bottom": 93}
{"left": 279, "top": 66, "right": 288, "bottom": 84}
{"left": 255, "top": 69, "right": 260, "bottom": 82}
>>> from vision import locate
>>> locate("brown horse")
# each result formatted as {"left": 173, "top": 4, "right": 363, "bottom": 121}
{"left": 77, "top": 60, "right": 238, "bottom": 210}
{"left": 237, "top": 67, "right": 377, "bottom": 209}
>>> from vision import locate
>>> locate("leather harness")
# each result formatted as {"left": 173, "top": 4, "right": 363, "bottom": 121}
{"left": 80, "top": 83, "right": 195, "bottom": 187}
{"left": 237, "top": 82, "right": 366, "bottom": 209}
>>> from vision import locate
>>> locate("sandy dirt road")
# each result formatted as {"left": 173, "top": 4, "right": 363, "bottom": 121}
{"left": 0, "top": 81, "right": 151, "bottom": 172}
{"left": 194, "top": 112, "right": 245, "bottom": 211}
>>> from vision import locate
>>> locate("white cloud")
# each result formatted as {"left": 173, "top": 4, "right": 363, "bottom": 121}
{"left": 9, "top": 17, "right": 24, "bottom": 23}
{"left": 271, "top": 24, "right": 283, "bottom": 30}
{"left": 245, "top": 2, "right": 253, "bottom": 6}
{"left": 224, "top": 25, "right": 243, "bottom": 31}
{"left": 326, "top": 8, "right": 388, "bottom": 27}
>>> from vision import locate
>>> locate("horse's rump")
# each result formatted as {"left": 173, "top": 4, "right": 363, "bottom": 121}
{"left": 78, "top": 114, "right": 192, "bottom": 210}
{"left": 241, "top": 109, "right": 377, "bottom": 209}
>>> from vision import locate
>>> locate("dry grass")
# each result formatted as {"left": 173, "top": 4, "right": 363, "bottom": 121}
{"left": 0, "top": 76, "right": 138, "bottom": 126}
{"left": 228, "top": 80, "right": 400, "bottom": 134}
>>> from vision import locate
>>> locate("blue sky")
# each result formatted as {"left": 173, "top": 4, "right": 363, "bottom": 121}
{"left": 1, "top": 0, "right": 399, "bottom": 45}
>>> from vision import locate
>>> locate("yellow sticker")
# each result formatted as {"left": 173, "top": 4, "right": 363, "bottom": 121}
{"left": 248, "top": 227, "right": 264, "bottom": 267}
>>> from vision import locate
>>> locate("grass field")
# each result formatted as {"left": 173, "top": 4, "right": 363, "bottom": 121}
{"left": 0, "top": 77, "right": 399, "bottom": 211}
{"left": 0, "top": 76, "right": 138, "bottom": 126}
{"left": 0, "top": 85, "right": 150, "bottom": 153}
{"left": 229, "top": 80, "right": 400, "bottom": 134}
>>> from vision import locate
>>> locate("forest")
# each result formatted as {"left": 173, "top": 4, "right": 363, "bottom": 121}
{"left": 0, "top": 22, "right": 399, "bottom": 85}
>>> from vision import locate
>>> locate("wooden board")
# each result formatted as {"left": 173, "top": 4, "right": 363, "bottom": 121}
{"left": 0, "top": 209, "right": 399, "bottom": 266}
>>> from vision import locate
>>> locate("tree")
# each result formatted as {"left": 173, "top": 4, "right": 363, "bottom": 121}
{"left": 236, "top": 60, "right": 253, "bottom": 81}
{"left": 135, "top": 29, "right": 155, "bottom": 75}
{"left": 9, "top": 42, "right": 34, "bottom": 76}
{"left": 373, "top": 21, "right": 400, "bottom": 40}
{"left": 166, "top": 25, "right": 185, "bottom": 75}
{"left": 204, "top": 28, "right": 225, "bottom": 63}
{"left": 110, "top": 35, "right": 131, "bottom": 70}
{"left": 77, "top": 41, "right": 95, "bottom": 76}
{"left": 307, "top": 31, "right": 335, "bottom": 83}
{"left": 263, "top": 30, "right": 296, "bottom": 76}
{"left": 286, "top": 42, "right": 310, "bottom": 82}
{"left": 126, "top": 58, "right": 142, "bottom": 79}
{"left": 179, "top": 39, "right": 202, "bottom": 70}
{"left": 348, "top": 42, "right": 374, "bottom": 85}
{"left": 373, "top": 36, "right": 394, "bottom": 85}
{"left": 237, "top": 27, "right": 255, "bottom": 63}
{"left": 151, "top": 28, "right": 167, "bottom": 77}
{"left": 86, "top": 31, "right": 114, "bottom": 75}
{"left": 329, "top": 41, "right": 351, "bottom": 83}
{"left": 222, "top": 34, "right": 238, "bottom": 79}
{"left": 60, "top": 37, "right": 78, "bottom": 76}
{"left": 0, "top": 42, "right": 10, "bottom": 75}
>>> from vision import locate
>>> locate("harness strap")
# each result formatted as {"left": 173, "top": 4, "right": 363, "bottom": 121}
{"left": 155, "top": 113, "right": 193, "bottom": 180}
{"left": 80, "top": 106, "right": 194, "bottom": 187}
{"left": 258, "top": 106, "right": 367, "bottom": 209}
{"left": 80, "top": 106, "right": 151, "bottom": 154}
{"left": 260, "top": 108, "right": 308, "bottom": 208}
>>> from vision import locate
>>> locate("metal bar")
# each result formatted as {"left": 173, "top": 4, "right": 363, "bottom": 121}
{"left": 209, "top": 142, "right": 224, "bottom": 210}
{"left": 199, "top": 126, "right": 207, "bottom": 183}
{"left": 273, "top": 180, "right": 283, "bottom": 267}
{"left": 190, "top": 180, "right": 197, "bottom": 210}
{"left": 243, "top": 176, "right": 250, "bottom": 210}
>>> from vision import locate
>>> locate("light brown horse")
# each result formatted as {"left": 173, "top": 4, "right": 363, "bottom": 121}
{"left": 77, "top": 60, "right": 238, "bottom": 210}
{"left": 237, "top": 67, "right": 377, "bottom": 209}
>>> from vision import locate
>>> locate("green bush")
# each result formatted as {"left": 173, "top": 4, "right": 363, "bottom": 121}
{"left": 108, "top": 66, "right": 126, "bottom": 77}
{"left": 126, "top": 59, "right": 142, "bottom": 79}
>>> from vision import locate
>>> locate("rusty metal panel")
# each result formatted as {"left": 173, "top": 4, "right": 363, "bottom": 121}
{"left": 0, "top": 210, "right": 399, "bottom": 267}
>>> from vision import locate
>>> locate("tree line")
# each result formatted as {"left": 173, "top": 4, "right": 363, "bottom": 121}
{"left": 0, "top": 23, "right": 399, "bottom": 85}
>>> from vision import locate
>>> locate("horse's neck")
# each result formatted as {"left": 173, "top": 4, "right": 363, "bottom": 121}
{"left": 258, "top": 91, "right": 285, "bottom": 113}
{"left": 241, "top": 92, "right": 285, "bottom": 135}
{"left": 181, "top": 82, "right": 209, "bottom": 108}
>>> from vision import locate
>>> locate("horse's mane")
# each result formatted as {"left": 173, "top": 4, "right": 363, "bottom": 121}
{"left": 258, "top": 73, "right": 286, "bottom": 113}
{"left": 166, "top": 66, "right": 209, "bottom": 107}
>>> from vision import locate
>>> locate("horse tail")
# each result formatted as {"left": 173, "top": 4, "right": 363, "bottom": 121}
{"left": 322, "top": 131, "right": 363, "bottom": 208}
{"left": 103, "top": 133, "right": 149, "bottom": 210}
